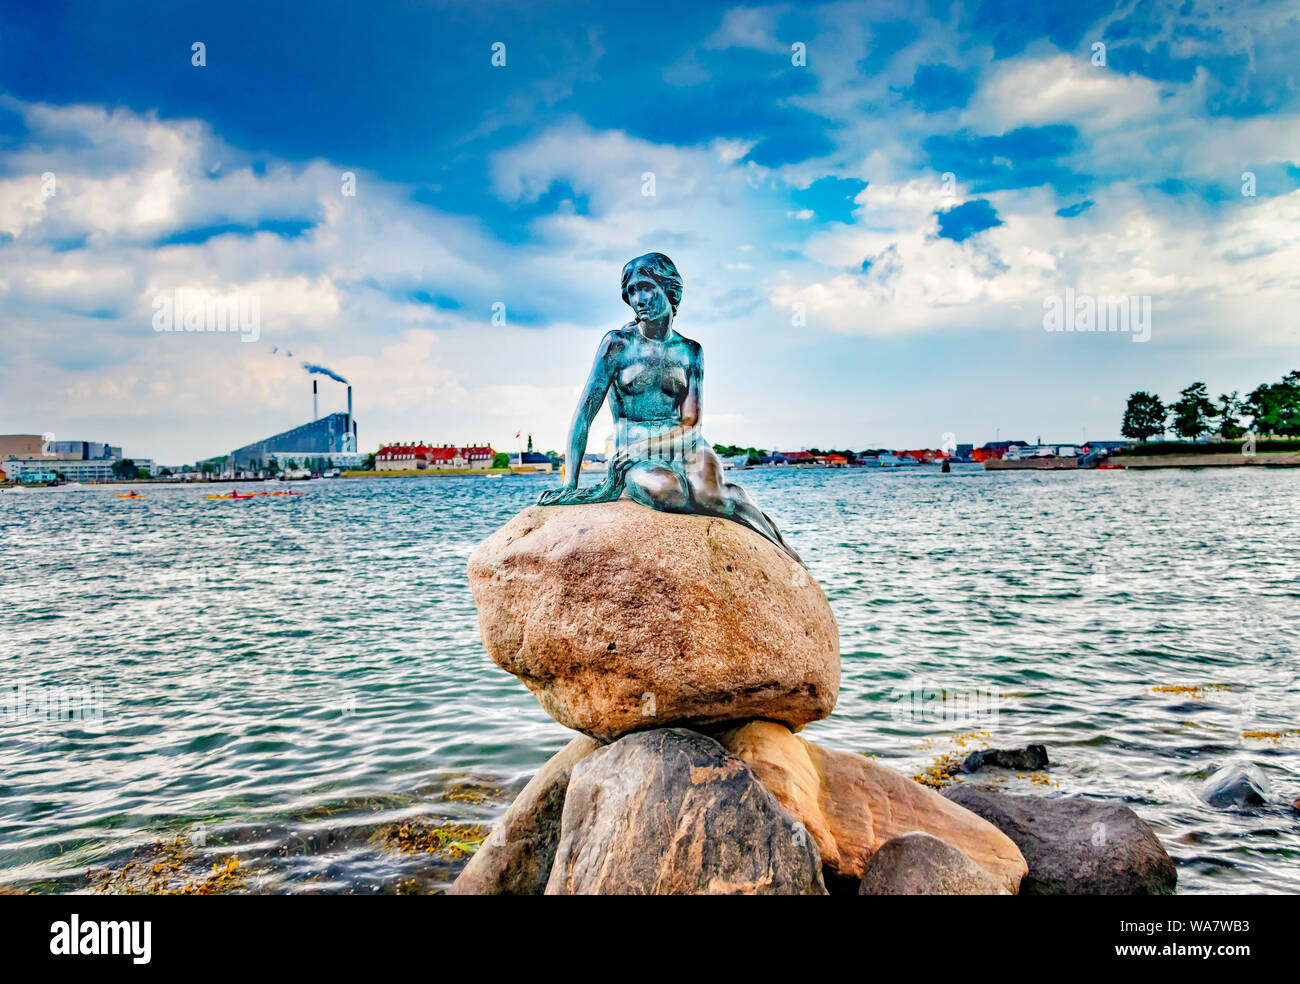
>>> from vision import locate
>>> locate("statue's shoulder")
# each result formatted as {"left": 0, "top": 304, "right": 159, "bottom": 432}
{"left": 600, "top": 325, "right": 636, "bottom": 352}
{"left": 675, "top": 332, "right": 702, "bottom": 357}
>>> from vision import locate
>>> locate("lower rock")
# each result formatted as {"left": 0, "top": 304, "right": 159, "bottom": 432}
{"left": 962, "top": 744, "right": 1049, "bottom": 773}
{"left": 943, "top": 787, "right": 1177, "bottom": 895}
{"left": 858, "top": 832, "right": 1009, "bottom": 895}
{"left": 1200, "top": 763, "right": 1269, "bottom": 809}
{"left": 718, "top": 721, "right": 1026, "bottom": 892}
{"left": 545, "top": 728, "right": 826, "bottom": 895}
{"left": 448, "top": 735, "right": 600, "bottom": 894}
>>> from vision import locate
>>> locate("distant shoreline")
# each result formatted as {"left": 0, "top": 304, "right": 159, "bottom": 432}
{"left": 341, "top": 468, "right": 549, "bottom": 478}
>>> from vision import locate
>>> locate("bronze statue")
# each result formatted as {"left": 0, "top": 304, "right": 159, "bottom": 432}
{"left": 538, "top": 252, "right": 801, "bottom": 562}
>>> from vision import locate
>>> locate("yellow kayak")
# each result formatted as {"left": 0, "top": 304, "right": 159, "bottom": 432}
{"left": 205, "top": 492, "right": 256, "bottom": 500}
{"left": 115, "top": 492, "right": 146, "bottom": 498}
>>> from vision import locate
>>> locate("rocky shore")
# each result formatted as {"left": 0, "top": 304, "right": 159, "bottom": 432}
{"left": 451, "top": 500, "right": 1179, "bottom": 895}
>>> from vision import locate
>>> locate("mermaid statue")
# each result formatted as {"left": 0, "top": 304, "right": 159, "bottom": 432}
{"left": 538, "top": 252, "right": 801, "bottom": 563}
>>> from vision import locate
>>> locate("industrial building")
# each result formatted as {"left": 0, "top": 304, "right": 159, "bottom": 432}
{"left": 2, "top": 433, "right": 150, "bottom": 482}
{"left": 226, "top": 382, "right": 358, "bottom": 471}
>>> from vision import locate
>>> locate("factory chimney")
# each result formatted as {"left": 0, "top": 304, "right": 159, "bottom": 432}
{"left": 313, "top": 379, "right": 318, "bottom": 421}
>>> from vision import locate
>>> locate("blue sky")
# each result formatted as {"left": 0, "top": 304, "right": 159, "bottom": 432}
{"left": 2, "top": 0, "right": 1298, "bottom": 462}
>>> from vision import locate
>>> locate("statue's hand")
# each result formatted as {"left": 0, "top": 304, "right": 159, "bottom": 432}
{"left": 538, "top": 487, "right": 573, "bottom": 506}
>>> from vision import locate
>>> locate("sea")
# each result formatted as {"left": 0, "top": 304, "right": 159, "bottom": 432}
{"left": 1, "top": 466, "right": 1297, "bottom": 894}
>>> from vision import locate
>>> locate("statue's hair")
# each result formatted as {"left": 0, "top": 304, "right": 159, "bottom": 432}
{"left": 621, "top": 252, "right": 682, "bottom": 314}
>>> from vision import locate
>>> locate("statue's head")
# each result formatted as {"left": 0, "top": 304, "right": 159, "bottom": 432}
{"left": 621, "top": 252, "right": 682, "bottom": 322}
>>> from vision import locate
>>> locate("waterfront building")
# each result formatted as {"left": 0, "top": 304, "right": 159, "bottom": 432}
{"left": 508, "top": 451, "right": 553, "bottom": 472}
{"left": 461, "top": 445, "right": 496, "bottom": 469}
{"left": 374, "top": 444, "right": 497, "bottom": 470}
{"left": 1083, "top": 440, "right": 1128, "bottom": 453}
{"left": 265, "top": 451, "right": 368, "bottom": 471}
{"left": 48, "top": 440, "right": 118, "bottom": 460}
{"left": 1, "top": 458, "right": 127, "bottom": 482}
{"left": 972, "top": 440, "right": 1029, "bottom": 463}
{"left": 0, "top": 435, "right": 45, "bottom": 459}
{"left": 229, "top": 411, "right": 357, "bottom": 471}
{"left": 429, "top": 446, "right": 467, "bottom": 469}
{"left": 376, "top": 443, "right": 435, "bottom": 469}
{"left": 773, "top": 451, "right": 815, "bottom": 465}
{"left": 16, "top": 468, "right": 58, "bottom": 484}
{"left": 901, "top": 449, "right": 949, "bottom": 463}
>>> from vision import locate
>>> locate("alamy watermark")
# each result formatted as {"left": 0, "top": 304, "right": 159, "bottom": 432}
{"left": 152, "top": 288, "right": 260, "bottom": 343}
{"left": 889, "top": 678, "right": 999, "bottom": 727}
{"left": 2, "top": 683, "right": 104, "bottom": 727}
{"left": 1043, "top": 288, "right": 1151, "bottom": 343}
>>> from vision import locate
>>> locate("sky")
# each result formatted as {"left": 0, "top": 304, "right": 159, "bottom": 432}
{"left": 1, "top": 0, "right": 1298, "bottom": 463}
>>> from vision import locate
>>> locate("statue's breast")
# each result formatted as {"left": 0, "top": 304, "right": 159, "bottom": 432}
{"left": 620, "top": 362, "right": 655, "bottom": 394}
{"left": 620, "top": 362, "right": 688, "bottom": 400}
{"left": 661, "top": 365, "right": 687, "bottom": 398}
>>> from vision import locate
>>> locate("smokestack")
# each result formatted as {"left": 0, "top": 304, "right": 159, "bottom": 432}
{"left": 345, "top": 387, "right": 356, "bottom": 452}
{"left": 313, "top": 379, "right": 318, "bottom": 421}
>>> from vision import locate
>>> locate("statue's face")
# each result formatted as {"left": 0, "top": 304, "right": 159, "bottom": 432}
{"left": 626, "top": 272, "right": 672, "bottom": 323}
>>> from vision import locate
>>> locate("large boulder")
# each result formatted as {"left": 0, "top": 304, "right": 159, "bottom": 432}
{"left": 858, "top": 832, "right": 1009, "bottom": 895}
{"left": 943, "top": 787, "right": 1177, "bottom": 895}
{"left": 469, "top": 502, "right": 840, "bottom": 741}
{"left": 448, "top": 735, "right": 600, "bottom": 895}
{"left": 545, "top": 728, "right": 826, "bottom": 895}
{"left": 718, "top": 721, "right": 1026, "bottom": 893}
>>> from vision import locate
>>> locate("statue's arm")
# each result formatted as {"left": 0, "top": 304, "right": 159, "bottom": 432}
{"left": 680, "top": 341, "right": 703, "bottom": 429}
{"left": 562, "top": 331, "right": 621, "bottom": 489}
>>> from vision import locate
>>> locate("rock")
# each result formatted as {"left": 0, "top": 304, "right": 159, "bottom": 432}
{"left": 943, "top": 787, "right": 1177, "bottom": 895}
{"left": 1200, "top": 763, "right": 1270, "bottom": 809}
{"left": 858, "top": 832, "right": 1009, "bottom": 895}
{"left": 718, "top": 721, "right": 1027, "bottom": 893}
{"left": 961, "top": 744, "right": 1049, "bottom": 773}
{"left": 469, "top": 501, "right": 840, "bottom": 740}
{"left": 448, "top": 735, "right": 600, "bottom": 894}
{"left": 545, "top": 728, "right": 826, "bottom": 894}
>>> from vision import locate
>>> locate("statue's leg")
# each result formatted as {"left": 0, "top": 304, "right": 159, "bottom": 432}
{"left": 624, "top": 460, "right": 690, "bottom": 512}
{"left": 685, "top": 447, "right": 802, "bottom": 563}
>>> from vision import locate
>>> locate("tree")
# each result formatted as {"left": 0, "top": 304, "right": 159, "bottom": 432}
{"left": 1170, "top": 382, "right": 1215, "bottom": 440}
{"left": 492, "top": 452, "right": 510, "bottom": 468}
{"left": 112, "top": 459, "right": 137, "bottom": 480}
{"left": 364, "top": 452, "right": 376, "bottom": 471}
{"left": 1215, "top": 391, "right": 1246, "bottom": 440}
{"left": 1244, "top": 370, "right": 1300, "bottom": 437}
{"left": 1121, "top": 391, "right": 1167, "bottom": 442}
{"left": 200, "top": 462, "right": 215, "bottom": 478}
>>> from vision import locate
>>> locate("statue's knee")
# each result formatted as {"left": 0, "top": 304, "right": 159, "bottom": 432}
{"left": 627, "top": 466, "right": 688, "bottom": 511}
{"left": 690, "top": 480, "right": 728, "bottom": 513}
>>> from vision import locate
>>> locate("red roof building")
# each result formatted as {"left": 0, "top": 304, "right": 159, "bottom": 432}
{"left": 901, "top": 449, "right": 949, "bottom": 463}
{"left": 375, "top": 443, "right": 497, "bottom": 470}
{"left": 460, "top": 445, "right": 496, "bottom": 468}
{"left": 376, "top": 444, "right": 436, "bottom": 469}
